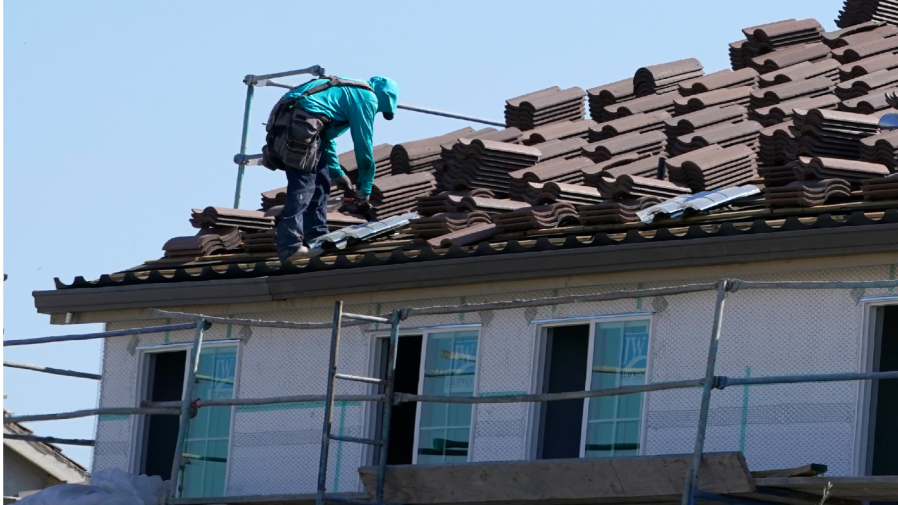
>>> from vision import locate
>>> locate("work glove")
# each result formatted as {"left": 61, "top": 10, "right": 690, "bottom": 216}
{"left": 355, "top": 193, "right": 377, "bottom": 222}
{"left": 334, "top": 173, "right": 357, "bottom": 198}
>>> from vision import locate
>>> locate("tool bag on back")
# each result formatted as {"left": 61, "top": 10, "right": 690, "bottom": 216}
{"left": 262, "top": 77, "right": 375, "bottom": 172}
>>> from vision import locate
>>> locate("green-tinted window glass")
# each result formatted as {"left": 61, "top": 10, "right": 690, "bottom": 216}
{"left": 584, "top": 320, "right": 648, "bottom": 458}
{"left": 417, "top": 330, "right": 478, "bottom": 464}
{"left": 181, "top": 345, "right": 237, "bottom": 498}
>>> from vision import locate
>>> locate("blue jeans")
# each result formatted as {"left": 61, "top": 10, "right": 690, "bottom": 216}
{"left": 276, "top": 152, "right": 331, "bottom": 260}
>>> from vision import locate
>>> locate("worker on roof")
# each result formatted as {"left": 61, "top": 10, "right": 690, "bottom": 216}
{"left": 261, "top": 75, "right": 398, "bottom": 261}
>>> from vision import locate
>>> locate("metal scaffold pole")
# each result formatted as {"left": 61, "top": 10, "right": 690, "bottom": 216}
{"left": 167, "top": 319, "right": 209, "bottom": 502}
{"left": 682, "top": 280, "right": 730, "bottom": 505}
{"left": 317, "top": 301, "right": 344, "bottom": 505}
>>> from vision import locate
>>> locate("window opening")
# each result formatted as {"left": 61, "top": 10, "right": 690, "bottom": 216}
{"left": 871, "top": 306, "right": 898, "bottom": 479}
{"left": 383, "top": 335, "right": 423, "bottom": 465}
{"left": 141, "top": 350, "right": 186, "bottom": 479}
{"left": 538, "top": 325, "right": 589, "bottom": 459}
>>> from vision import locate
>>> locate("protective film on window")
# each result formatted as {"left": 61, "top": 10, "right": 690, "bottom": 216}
{"left": 181, "top": 345, "right": 237, "bottom": 498}
{"left": 585, "top": 320, "right": 649, "bottom": 458}
{"left": 417, "top": 330, "right": 478, "bottom": 464}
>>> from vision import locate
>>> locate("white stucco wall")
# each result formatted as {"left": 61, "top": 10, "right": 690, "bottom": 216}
{"left": 92, "top": 264, "right": 896, "bottom": 497}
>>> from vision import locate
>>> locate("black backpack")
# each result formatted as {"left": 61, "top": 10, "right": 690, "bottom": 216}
{"left": 261, "top": 77, "right": 375, "bottom": 172}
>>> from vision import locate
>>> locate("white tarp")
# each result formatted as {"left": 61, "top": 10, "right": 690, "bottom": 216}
{"left": 17, "top": 468, "right": 168, "bottom": 505}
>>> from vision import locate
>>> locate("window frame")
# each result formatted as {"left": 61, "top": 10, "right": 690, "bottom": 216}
{"left": 364, "top": 324, "right": 482, "bottom": 465}
{"left": 857, "top": 296, "right": 898, "bottom": 476}
{"left": 528, "top": 313, "right": 654, "bottom": 460}
{"left": 130, "top": 339, "right": 242, "bottom": 497}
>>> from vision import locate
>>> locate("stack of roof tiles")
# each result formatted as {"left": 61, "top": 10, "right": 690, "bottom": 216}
{"left": 409, "top": 212, "right": 492, "bottom": 238}
{"left": 837, "top": 1, "right": 898, "bottom": 28}
{"left": 749, "top": 42, "right": 831, "bottom": 73}
{"left": 508, "top": 157, "right": 594, "bottom": 201}
{"left": 764, "top": 179, "right": 853, "bottom": 207}
{"left": 673, "top": 87, "right": 753, "bottom": 115}
{"left": 840, "top": 90, "right": 898, "bottom": 113}
{"left": 835, "top": 68, "right": 898, "bottom": 99}
{"left": 759, "top": 120, "right": 800, "bottom": 166}
{"left": 634, "top": 59, "right": 704, "bottom": 96}
{"left": 582, "top": 155, "right": 662, "bottom": 195}
{"left": 749, "top": 77, "right": 835, "bottom": 109}
{"left": 730, "top": 19, "right": 825, "bottom": 70}
{"left": 163, "top": 227, "right": 241, "bottom": 258}
{"left": 678, "top": 68, "right": 759, "bottom": 95}
{"left": 831, "top": 33, "right": 898, "bottom": 64}
{"left": 454, "top": 197, "right": 531, "bottom": 215}
{"left": 838, "top": 51, "right": 898, "bottom": 79}
{"left": 824, "top": 21, "right": 897, "bottom": 49}
{"left": 415, "top": 189, "right": 495, "bottom": 216}
{"left": 339, "top": 143, "right": 393, "bottom": 180}
{"left": 577, "top": 197, "right": 663, "bottom": 225}
{"left": 607, "top": 175, "right": 691, "bottom": 200}
{"left": 586, "top": 79, "right": 636, "bottom": 121}
{"left": 758, "top": 163, "right": 801, "bottom": 187}
{"left": 664, "top": 106, "right": 748, "bottom": 140}
{"left": 583, "top": 131, "right": 667, "bottom": 162}
{"left": 759, "top": 60, "right": 841, "bottom": 88}
{"left": 438, "top": 139, "right": 544, "bottom": 193}
{"left": 491, "top": 202, "right": 579, "bottom": 232}
{"left": 190, "top": 207, "right": 275, "bottom": 231}
{"left": 795, "top": 109, "right": 881, "bottom": 158}
{"left": 505, "top": 87, "right": 586, "bottom": 130}
{"left": 370, "top": 172, "right": 437, "bottom": 218}
{"left": 520, "top": 120, "right": 594, "bottom": 145}
{"left": 792, "top": 156, "right": 891, "bottom": 182}
{"left": 861, "top": 128, "right": 898, "bottom": 170}
{"left": 588, "top": 112, "right": 671, "bottom": 141}
{"left": 521, "top": 182, "right": 604, "bottom": 206}
{"left": 391, "top": 128, "right": 476, "bottom": 175}
{"left": 665, "top": 144, "right": 759, "bottom": 192}
{"left": 750, "top": 94, "right": 840, "bottom": 126}
{"left": 861, "top": 172, "right": 898, "bottom": 199}
{"left": 667, "top": 121, "right": 763, "bottom": 156}
{"left": 241, "top": 230, "right": 277, "bottom": 253}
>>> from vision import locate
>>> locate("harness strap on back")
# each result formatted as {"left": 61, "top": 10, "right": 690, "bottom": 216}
{"left": 295, "top": 76, "right": 374, "bottom": 100}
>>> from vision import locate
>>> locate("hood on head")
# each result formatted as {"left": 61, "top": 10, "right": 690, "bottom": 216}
{"left": 368, "top": 76, "right": 398, "bottom": 120}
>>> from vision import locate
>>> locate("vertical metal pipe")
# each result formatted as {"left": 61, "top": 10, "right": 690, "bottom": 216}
{"left": 233, "top": 84, "right": 255, "bottom": 208}
{"left": 316, "top": 301, "right": 344, "bottom": 505}
{"left": 167, "top": 319, "right": 207, "bottom": 501}
{"left": 376, "top": 310, "right": 401, "bottom": 505}
{"left": 680, "top": 280, "right": 729, "bottom": 505}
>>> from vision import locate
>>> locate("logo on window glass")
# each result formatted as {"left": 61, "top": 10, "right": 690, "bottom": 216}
{"left": 439, "top": 341, "right": 477, "bottom": 394}
{"left": 211, "top": 355, "right": 236, "bottom": 399}
{"left": 620, "top": 333, "right": 647, "bottom": 386}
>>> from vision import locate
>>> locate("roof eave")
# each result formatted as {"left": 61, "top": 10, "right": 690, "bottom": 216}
{"left": 33, "top": 222, "right": 898, "bottom": 317}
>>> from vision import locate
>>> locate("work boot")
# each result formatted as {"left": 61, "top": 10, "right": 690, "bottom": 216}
{"left": 282, "top": 245, "right": 323, "bottom": 262}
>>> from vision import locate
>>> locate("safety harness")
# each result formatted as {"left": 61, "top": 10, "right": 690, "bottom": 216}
{"left": 261, "top": 77, "right": 375, "bottom": 172}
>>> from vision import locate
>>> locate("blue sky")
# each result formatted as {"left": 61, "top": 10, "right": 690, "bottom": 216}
{"left": 4, "top": 0, "right": 843, "bottom": 468}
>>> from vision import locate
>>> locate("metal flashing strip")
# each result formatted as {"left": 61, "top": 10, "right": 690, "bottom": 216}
{"left": 531, "top": 312, "right": 653, "bottom": 324}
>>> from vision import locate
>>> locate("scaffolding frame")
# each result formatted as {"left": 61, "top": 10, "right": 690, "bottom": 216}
{"left": 6, "top": 278, "right": 898, "bottom": 505}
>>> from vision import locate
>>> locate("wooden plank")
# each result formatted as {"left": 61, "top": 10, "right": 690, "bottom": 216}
{"left": 358, "top": 452, "right": 754, "bottom": 505}
{"left": 171, "top": 492, "right": 366, "bottom": 505}
{"left": 754, "top": 476, "right": 898, "bottom": 500}
{"left": 751, "top": 463, "right": 828, "bottom": 478}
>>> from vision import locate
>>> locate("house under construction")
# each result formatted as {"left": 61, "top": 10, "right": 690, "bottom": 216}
{"left": 10, "top": 1, "right": 898, "bottom": 505}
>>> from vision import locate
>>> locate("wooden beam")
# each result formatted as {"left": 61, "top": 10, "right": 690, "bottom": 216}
{"left": 359, "top": 452, "right": 754, "bottom": 505}
{"left": 751, "top": 464, "right": 828, "bottom": 478}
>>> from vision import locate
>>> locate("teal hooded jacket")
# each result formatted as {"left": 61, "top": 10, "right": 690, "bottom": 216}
{"left": 282, "top": 76, "right": 398, "bottom": 195}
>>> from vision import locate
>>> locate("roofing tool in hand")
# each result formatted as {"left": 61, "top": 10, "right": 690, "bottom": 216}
{"left": 230, "top": 64, "right": 504, "bottom": 209}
